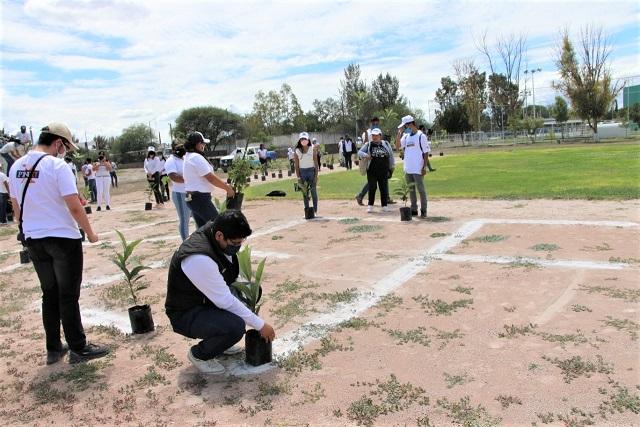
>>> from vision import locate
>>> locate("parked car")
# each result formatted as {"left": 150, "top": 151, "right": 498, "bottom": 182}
{"left": 219, "top": 146, "right": 277, "bottom": 171}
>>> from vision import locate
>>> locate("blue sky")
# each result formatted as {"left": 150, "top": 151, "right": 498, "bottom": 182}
{"left": 1, "top": 0, "right": 639, "bottom": 144}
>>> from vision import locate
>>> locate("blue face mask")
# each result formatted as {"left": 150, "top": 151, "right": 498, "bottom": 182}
{"left": 371, "top": 124, "right": 380, "bottom": 130}
{"left": 404, "top": 127, "right": 412, "bottom": 134}
{"left": 224, "top": 243, "right": 241, "bottom": 256}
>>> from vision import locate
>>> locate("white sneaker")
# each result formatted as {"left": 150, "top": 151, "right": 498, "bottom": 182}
{"left": 222, "top": 345, "right": 243, "bottom": 355}
{"left": 382, "top": 206, "right": 391, "bottom": 212}
{"left": 188, "top": 349, "right": 225, "bottom": 374}
{"left": 367, "top": 205, "right": 373, "bottom": 213}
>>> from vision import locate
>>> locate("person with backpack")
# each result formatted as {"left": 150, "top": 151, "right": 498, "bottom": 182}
{"left": 356, "top": 117, "right": 396, "bottom": 206}
{"left": 8, "top": 123, "right": 109, "bottom": 365}
{"left": 395, "top": 115, "right": 430, "bottom": 218}
{"left": 358, "top": 128, "right": 395, "bottom": 213}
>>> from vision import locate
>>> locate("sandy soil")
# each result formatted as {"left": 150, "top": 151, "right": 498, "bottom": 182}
{"left": 0, "top": 171, "right": 638, "bottom": 426}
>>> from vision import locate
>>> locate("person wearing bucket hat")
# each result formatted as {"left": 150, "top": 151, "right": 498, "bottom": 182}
{"left": 183, "top": 131, "right": 235, "bottom": 228}
{"left": 294, "top": 132, "right": 319, "bottom": 215}
{"left": 144, "top": 146, "right": 164, "bottom": 208}
{"left": 395, "top": 115, "right": 430, "bottom": 218}
{"left": 8, "top": 122, "right": 109, "bottom": 365}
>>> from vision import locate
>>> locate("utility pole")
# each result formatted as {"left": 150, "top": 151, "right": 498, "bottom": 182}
{"left": 527, "top": 68, "right": 542, "bottom": 118}
{"left": 523, "top": 70, "right": 529, "bottom": 118}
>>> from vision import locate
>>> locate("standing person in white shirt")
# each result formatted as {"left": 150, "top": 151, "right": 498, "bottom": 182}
{"left": 81, "top": 158, "right": 97, "bottom": 203}
{"left": 1, "top": 139, "right": 27, "bottom": 172}
{"left": 144, "top": 147, "right": 164, "bottom": 208}
{"left": 165, "top": 211, "right": 275, "bottom": 374}
{"left": 287, "top": 146, "right": 295, "bottom": 173}
{"left": 395, "top": 115, "right": 430, "bottom": 219}
{"left": 159, "top": 153, "right": 170, "bottom": 202}
{"left": 183, "top": 131, "right": 234, "bottom": 229}
{"left": 92, "top": 153, "right": 112, "bottom": 211}
{"left": 341, "top": 136, "right": 355, "bottom": 170}
{"left": 15, "top": 125, "right": 32, "bottom": 146}
{"left": 294, "top": 132, "right": 319, "bottom": 214}
{"left": 257, "top": 143, "right": 268, "bottom": 175}
{"left": 110, "top": 160, "right": 118, "bottom": 188}
{"left": 164, "top": 142, "right": 191, "bottom": 240}
{"left": 8, "top": 123, "right": 108, "bottom": 365}
{"left": 0, "top": 164, "right": 9, "bottom": 225}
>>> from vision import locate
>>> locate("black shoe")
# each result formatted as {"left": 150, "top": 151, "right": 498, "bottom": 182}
{"left": 420, "top": 212, "right": 427, "bottom": 219}
{"left": 429, "top": 168, "right": 436, "bottom": 172}
{"left": 411, "top": 210, "right": 418, "bottom": 216}
{"left": 355, "top": 196, "right": 364, "bottom": 206}
{"left": 69, "top": 342, "right": 109, "bottom": 364}
{"left": 46, "top": 343, "right": 69, "bottom": 365}
{"left": 96, "top": 206, "right": 101, "bottom": 211}
{"left": 106, "top": 205, "right": 111, "bottom": 211}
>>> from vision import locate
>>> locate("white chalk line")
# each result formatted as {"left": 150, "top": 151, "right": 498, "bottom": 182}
{"left": 0, "top": 262, "right": 27, "bottom": 273}
{"left": 478, "top": 218, "right": 639, "bottom": 228}
{"left": 534, "top": 270, "right": 585, "bottom": 326}
{"left": 81, "top": 307, "right": 133, "bottom": 334}
{"left": 432, "top": 254, "right": 631, "bottom": 270}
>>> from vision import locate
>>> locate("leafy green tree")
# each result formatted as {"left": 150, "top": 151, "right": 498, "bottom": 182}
{"left": 554, "top": 26, "right": 620, "bottom": 138}
{"left": 455, "top": 60, "right": 487, "bottom": 132}
{"left": 551, "top": 96, "right": 569, "bottom": 138}
{"left": 174, "top": 106, "right": 242, "bottom": 151}
{"left": 251, "top": 83, "right": 304, "bottom": 135}
{"left": 487, "top": 73, "right": 520, "bottom": 131}
{"left": 371, "top": 73, "right": 404, "bottom": 111}
{"left": 434, "top": 76, "right": 471, "bottom": 133}
{"left": 116, "top": 123, "right": 155, "bottom": 159}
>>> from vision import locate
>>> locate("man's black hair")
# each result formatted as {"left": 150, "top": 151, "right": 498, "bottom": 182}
{"left": 211, "top": 210, "right": 253, "bottom": 240}
{"left": 371, "top": 116, "right": 379, "bottom": 122}
{"left": 38, "top": 132, "right": 62, "bottom": 147}
{"left": 64, "top": 156, "right": 72, "bottom": 162}
{"left": 86, "top": 158, "right": 92, "bottom": 163}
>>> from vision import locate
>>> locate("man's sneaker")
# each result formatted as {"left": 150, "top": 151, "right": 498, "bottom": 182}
{"left": 355, "top": 195, "right": 364, "bottom": 206}
{"left": 411, "top": 210, "right": 419, "bottom": 216}
{"left": 382, "top": 206, "right": 392, "bottom": 212}
{"left": 96, "top": 206, "right": 101, "bottom": 212}
{"left": 222, "top": 345, "right": 243, "bottom": 356}
{"left": 106, "top": 205, "right": 111, "bottom": 211}
{"left": 69, "top": 342, "right": 109, "bottom": 364}
{"left": 420, "top": 212, "right": 428, "bottom": 219}
{"left": 188, "top": 349, "right": 225, "bottom": 374}
{"left": 367, "top": 205, "right": 373, "bottom": 213}
{"left": 46, "top": 343, "right": 69, "bottom": 365}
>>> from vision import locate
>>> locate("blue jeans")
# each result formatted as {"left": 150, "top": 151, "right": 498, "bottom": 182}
{"left": 172, "top": 191, "right": 191, "bottom": 240}
{"left": 2, "top": 153, "right": 15, "bottom": 173}
{"left": 88, "top": 179, "right": 97, "bottom": 202}
{"left": 299, "top": 167, "right": 318, "bottom": 212}
{"left": 186, "top": 192, "right": 218, "bottom": 229}
{"left": 168, "top": 305, "right": 245, "bottom": 360}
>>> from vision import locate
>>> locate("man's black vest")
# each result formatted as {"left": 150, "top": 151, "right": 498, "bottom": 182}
{"left": 165, "top": 222, "right": 239, "bottom": 316}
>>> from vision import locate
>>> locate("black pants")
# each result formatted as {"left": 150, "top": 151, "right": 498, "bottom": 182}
{"left": 110, "top": 171, "right": 118, "bottom": 187}
{"left": 0, "top": 193, "right": 8, "bottom": 223}
{"left": 186, "top": 192, "right": 218, "bottom": 229}
{"left": 367, "top": 165, "right": 389, "bottom": 207}
{"left": 169, "top": 305, "right": 245, "bottom": 360}
{"left": 148, "top": 172, "right": 163, "bottom": 204}
{"left": 343, "top": 153, "right": 352, "bottom": 170}
{"left": 27, "top": 237, "right": 86, "bottom": 352}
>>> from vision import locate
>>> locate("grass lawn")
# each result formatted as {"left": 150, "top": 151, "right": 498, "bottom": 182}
{"left": 245, "top": 143, "right": 640, "bottom": 200}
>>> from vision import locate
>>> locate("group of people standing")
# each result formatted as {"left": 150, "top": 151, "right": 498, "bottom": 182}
{"left": 79, "top": 153, "right": 117, "bottom": 211}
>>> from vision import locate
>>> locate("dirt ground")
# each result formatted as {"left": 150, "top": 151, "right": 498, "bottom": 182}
{"left": 0, "top": 170, "right": 638, "bottom": 426}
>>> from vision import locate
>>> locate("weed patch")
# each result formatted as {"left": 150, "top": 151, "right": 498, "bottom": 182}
{"left": 598, "top": 380, "right": 640, "bottom": 417}
{"left": 412, "top": 295, "right": 474, "bottom": 316}
{"left": 468, "top": 234, "right": 508, "bottom": 243}
{"left": 436, "top": 396, "right": 501, "bottom": 426}
{"left": 443, "top": 372, "right": 473, "bottom": 389}
{"left": 135, "top": 366, "right": 169, "bottom": 388}
{"left": 338, "top": 217, "right": 360, "bottom": 224}
{"left": 530, "top": 243, "right": 560, "bottom": 251}
{"left": 430, "top": 232, "right": 449, "bottom": 238}
{"left": 373, "top": 294, "right": 403, "bottom": 317}
{"left": 542, "top": 355, "right": 614, "bottom": 383}
{"left": 602, "top": 317, "right": 639, "bottom": 340}
{"left": 346, "top": 224, "right": 383, "bottom": 233}
{"left": 451, "top": 286, "right": 473, "bottom": 295}
{"left": 571, "top": 304, "right": 592, "bottom": 313}
{"left": 385, "top": 327, "right": 431, "bottom": 347}
{"left": 579, "top": 285, "right": 640, "bottom": 302}
{"left": 495, "top": 395, "right": 522, "bottom": 409}
{"left": 498, "top": 323, "right": 537, "bottom": 338}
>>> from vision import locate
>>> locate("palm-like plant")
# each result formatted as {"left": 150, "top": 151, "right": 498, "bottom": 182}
{"left": 111, "top": 230, "right": 150, "bottom": 306}
{"left": 393, "top": 179, "right": 415, "bottom": 207}
{"left": 213, "top": 197, "right": 228, "bottom": 214}
{"left": 231, "top": 245, "right": 266, "bottom": 314}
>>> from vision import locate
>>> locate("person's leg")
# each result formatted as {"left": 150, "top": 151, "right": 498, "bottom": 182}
{"left": 110, "top": 172, "right": 115, "bottom": 188}
{"left": 89, "top": 179, "right": 97, "bottom": 202}
{"left": 170, "top": 306, "right": 245, "bottom": 360}
{"left": 299, "top": 168, "right": 312, "bottom": 210}
{"left": 310, "top": 172, "right": 318, "bottom": 212}
{"left": 413, "top": 175, "right": 427, "bottom": 215}
{"left": 0, "top": 193, "right": 7, "bottom": 223}
{"left": 113, "top": 172, "right": 118, "bottom": 187}
{"left": 406, "top": 174, "right": 418, "bottom": 213}
{"left": 379, "top": 171, "right": 389, "bottom": 208}
{"left": 152, "top": 173, "right": 163, "bottom": 205}
{"left": 190, "top": 192, "right": 218, "bottom": 227}
{"left": 367, "top": 170, "right": 377, "bottom": 206}
{"left": 187, "top": 200, "right": 206, "bottom": 229}
{"left": 2, "top": 154, "right": 14, "bottom": 172}
{"left": 357, "top": 182, "right": 369, "bottom": 200}
{"left": 172, "top": 191, "right": 189, "bottom": 240}
{"left": 103, "top": 177, "right": 111, "bottom": 207}
{"left": 96, "top": 177, "right": 104, "bottom": 208}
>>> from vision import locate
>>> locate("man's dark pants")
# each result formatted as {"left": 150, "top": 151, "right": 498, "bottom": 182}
{"left": 27, "top": 237, "right": 87, "bottom": 352}
{"left": 169, "top": 305, "right": 245, "bottom": 360}
{"left": 186, "top": 192, "right": 219, "bottom": 229}
{"left": 343, "top": 153, "right": 352, "bottom": 170}
{"left": 0, "top": 193, "right": 8, "bottom": 223}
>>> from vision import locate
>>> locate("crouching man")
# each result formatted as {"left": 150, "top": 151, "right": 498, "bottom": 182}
{"left": 165, "top": 210, "right": 276, "bottom": 374}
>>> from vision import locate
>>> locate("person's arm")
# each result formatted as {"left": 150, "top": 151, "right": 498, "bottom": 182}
{"left": 294, "top": 152, "right": 301, "bottom": 179}
{"left": 395, "top": 129, "right": 404, "bottom": 150}
{"left": 358, "top": 143, "right": 370, "bottom": 159}
{"left": 63, "top": 194, "right": 98, "bottom": 242}
{"left": 313, "top": 146, "right": 320, "bottom": 178}
{"left": 3, "top": 181, "right": 9, "bottom": 194}
{"left": 204, "top": 173, "right": 234, "bottom": 197}
{"left": 168, "top": 172, "right": 184, "bottom": 183}
{"left": 104, "top": 160, "right": 112, "bottom": 172}
{"left": 419, "top": 135, "right": 429, "bottom": 175}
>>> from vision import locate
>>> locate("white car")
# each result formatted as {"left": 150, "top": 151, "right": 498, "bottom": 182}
{"left": 219, "top": 146, "right": 261, "bottom": 170}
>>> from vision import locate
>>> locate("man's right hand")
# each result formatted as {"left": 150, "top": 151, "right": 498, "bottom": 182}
{"left": 259, "top": 323, "right": 276, "bottom": 342}
{"left": 88, "top": 232, "right": 99, "bottom": 243}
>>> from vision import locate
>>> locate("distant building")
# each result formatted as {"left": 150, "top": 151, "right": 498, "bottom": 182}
{"left": 623, "top": 84, "right": 640, "bottom": 108}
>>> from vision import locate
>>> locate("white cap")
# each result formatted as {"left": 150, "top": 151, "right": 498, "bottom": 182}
{"left": 298, "top": 132, "right": 309, "bottom": 140}
{"left": 397, "top": 115, "right": 415, "bottom": 129}
{"left": 147, "top": 146, "right": 156, "bottom": 153}
{"left": 370, "top": 128, "right": 382, "bottom": 136}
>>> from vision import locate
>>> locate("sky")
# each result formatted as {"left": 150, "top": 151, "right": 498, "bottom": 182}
{"left": 1, "top": 0, "right": 639, "bottom": 145}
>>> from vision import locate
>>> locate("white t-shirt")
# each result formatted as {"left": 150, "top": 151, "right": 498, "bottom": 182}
{"left": 67, "top": 162, "right": 77, "bottom": 176}
{"left": 94, "top": 161, "right": 110, "bottom": 178}
{"left": 9, "top": 152, "right": 81, "bottom": 239}
{"left": 143, "top": 157, "right": 162, "bottom": 175}
{"left": 287, "top": 148, "right": 295, "bottom": 160}
{"left": 15, "top": 131, "right": 32, "bottom": 145}
{"left": 82, "top": 163, "right": 95, "bottom": 180}
{"left": 0, "top": 172, "right": 8, "bottom": 194}
{"left": 183, "top": 152, "right": 214, "bottom": 193}
{"left": 295, "top": 147, "right": 315, "bottom": 169}
{"left": 258, "top": 148, "right": 268, "bottom": 160}
{"left": 159, "top": 158, "right": 166, "bottom": 174}
{"left": 0, "top": 142, "right": 20, "bottom": 156}
{"left": 181, "top": 254, "right": 264, "bottom": 330}
{"left": 163, "top": 155, "right": 185, "bottom": 193}
{"left": 400, "top": 131, "right": 430, "bottom": 174}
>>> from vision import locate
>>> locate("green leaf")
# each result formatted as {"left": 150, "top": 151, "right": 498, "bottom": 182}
{"left": 238, "top": 246, "right": 252, "bottom": 281}
{"left": 129, "top": 265, "right": 150, "bottom": 280}
{"left": 254, "top": 258, "right": 266, "bottom": 286}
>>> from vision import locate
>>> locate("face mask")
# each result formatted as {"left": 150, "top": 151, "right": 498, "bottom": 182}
{"left": 223, "top": 243, "right": 242, "bottom": 256}
{"left": 371, "top": 124, "right": 379, "bottom": 130}
{"left": 174, "top": 148, "right": 185, "bottom": 158}
{"left": 404, "top": 127, "right": 412, "bottom": 134}
{"left": 57, "top": 141, "right": 66, "bottom": 159}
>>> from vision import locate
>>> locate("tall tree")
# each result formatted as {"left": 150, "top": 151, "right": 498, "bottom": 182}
{"left": 174, "top": 106, "right": 242, "bottom": 151}
{"left": 454, "top": 60, "right": 487, "bottom": 132}
{"left": 434, "top": 76, "right": 471, "bottom": 133}
{"left": 340, "top": 63, "right": 370, "bottom": 131}
{"left": 553, "top": 25, "right": 620, "bottom": 138}
{"left": 487, "top": 73, "right": 520, "bottom": 131}
{"left": 371, "top": 73, "right": 403, "bottom": 110}
{"left": 551, "top": 96, "right": 569, "bottom": 138}
{"left": 116, "top": 123, "right": 155, "bottom": 155}
{"left": 251, "top": 83, "right": 304, "bottom": 135}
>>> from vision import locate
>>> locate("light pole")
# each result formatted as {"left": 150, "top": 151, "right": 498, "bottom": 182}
{"left": 527, "top": 68, "right": 542, "bottom": 118}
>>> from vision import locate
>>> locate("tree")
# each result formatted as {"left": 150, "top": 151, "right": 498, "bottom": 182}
{"left": 116, "top": 123, "right": 155, "bottom": 157}
{"left": 309, "top": 97, "right": 343, "bottom": 131}
{"left": 340, "top": 63, "right": 373, "bottom": 131}
{"left": 487, "top": 73, "right": 520, "bottom": 131}
{"left": 454, "top": 60, "right": 487, "bottom": 132}
{"left": 552, "top": 97, "right": 569, "bottom": 123}
{"left": 554, "top": 25, "right": 621, "bottom": 138}
{"left": 434, "top": 76, "right": 471, "bottom": 133}
{"left": 371, "top": 73, "right": 404, "bottom": 111}
{"left": 251, "top": 83, "right": 304, "bottom": 135}
{"left": 174, "top": 106, "right": 242, "bottom": 152}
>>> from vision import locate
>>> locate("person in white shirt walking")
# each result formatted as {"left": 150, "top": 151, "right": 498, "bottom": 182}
{"left": 8, "top": 122, "right": 108, "bottom": 365}
{"left": 257, "top": 143, "right": 268, "bottom": 175}
{"left": 159, "top": 153, "right": 170, "bottom": 202}
{"left": 165, "top": 210, "right": 275, "bottom": 374}
{"left": 0, "top": 164, "right": 10, "bottom": 224}
{"left": 164, "top": 142, "right": 191, "bottom": 240}
{"left": 110, "top": 160, "right": 118, "bottom": 188}
{"left": 395, "top": 115, "right": 430, "bottom": 218}
{"left": 183, "top": 131, "right": 234, "bottom": 229}
{"left": 81, "top": 158, "right": 97, "bottom": 203}
{"left": 92, "top": 153, "right": 112, "bottom": 211}
{"left": 144, "top": 147, "right": 164, "bottom": 208}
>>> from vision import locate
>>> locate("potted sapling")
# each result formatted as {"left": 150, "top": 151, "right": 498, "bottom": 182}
{"left": 299, "top": 181, "right": 315, "bottom": 220}
{"left": 161, "top": 175, "right": 170, "bottom": 202}
{"left": 213, "top": 197, "right": 228, "bottom": 215}
{"left": 144, "top": 181, "right": 156, "bottom": 210}
{"left": 394, "top": 179, "right": 414, "bottom": 222}
{"left": 81, "top": 186, "right": 92, "bottom": 214}
{"left": 327, "top": 154, "right": 334, "bottom": 170}
{"left": 112, "top": 230, "right": 154, "bottom": 334}
{"left": 227, "top": 152, "right": 252, "bottom": 210}
{"left": 231, "top": 246, "right": 271, "bottom": 366}
{"left": 278, "top": 169, "right": 283, "bottom": 179}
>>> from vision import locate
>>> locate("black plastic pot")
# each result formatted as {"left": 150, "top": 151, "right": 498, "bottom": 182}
{"left": 355, "top": 160, "right": 360, "bottom": 166}
{"left": 440, "top": 152, "right": 444, "bottom": 156}
{"left": 328, "top": 165, "right": 334, "bottom": 170}
{"left": 253, "top": 174, "right": 258, "bottom": 180}
{"left": 245, "top": 329, "right": 272, "bottom": 366}
{"left": 304, "top": 207, "right": 315, "bottom": 220}
{"left": 428, "top": 153, "right": 433, "bottom": 157}
{"left": 278, "top": 173, "right": 283, "bottom": 179}
{"left": 84, "top": 206, "right": 92, "bottom": 214}
{"left": 79, "top": 228, "right": 86, "bottom": 242}
{"left": 287, "top": 170, "right": 292, "bottom": 177}
{"left": 128, "top": 304, "right": 154, "bottom": 334}
{"left": 261, "top": 175, "right": 266, "bottom": 181}
{"left": 222, "top": 168, "right": 228, "bottom": 173}
{"left": 246, "top": 177, "right": 251, "bottom": 183}
{"left": 19, "top": 249, "right": 30, "bottom": 264}
{"left": 144, "top": 202, "right": 152, "bottom": 211}
{"left": 399, "top": 207, "right": 412, "bottom": 221}
{"left": 226, "top": 193, "right": 244, "bottom": 210}
{"left": 6, "top": 214, "right": 13, "bottom": 222}
{"left": 271, "top": 172, "right": 276, "bottom": 178}
{"left": 322, "top": 163, "right": 327, "bottom": 167}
